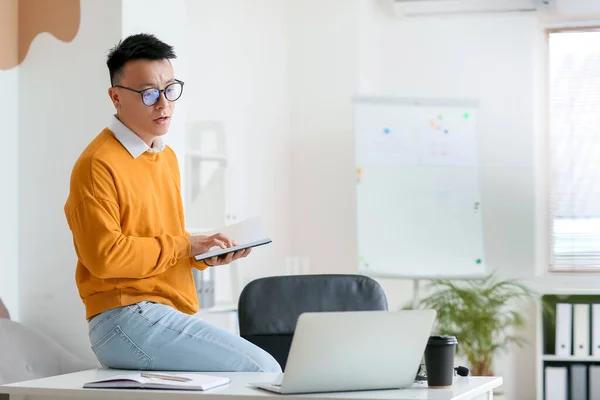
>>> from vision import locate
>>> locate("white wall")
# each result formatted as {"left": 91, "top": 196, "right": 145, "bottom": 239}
{"left": 121, "top": 0, "right": 188, "bottom": 159}
{"left": 18, "top": 0, "right": 122, "bottom": 361}
{"left": 557, "top": 0, "right": 600, "bottom": 14}
{"left": 288, "top": 0, "right": 360, "bottom": 275}
{"left": 0, "top": 67, "right": 19, "bottom": 320}
{"left": 185, "top": 0, "right": 292, "bottom": 292}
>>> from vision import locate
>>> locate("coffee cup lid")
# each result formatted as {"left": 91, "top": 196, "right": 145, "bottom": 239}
{"left": 428, "top": 335, "right": 458, "bottom": 345}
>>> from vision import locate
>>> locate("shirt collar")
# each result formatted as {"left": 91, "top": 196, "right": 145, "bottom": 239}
{"left": 110, "top": 115, "right": 166, "bottom": 159}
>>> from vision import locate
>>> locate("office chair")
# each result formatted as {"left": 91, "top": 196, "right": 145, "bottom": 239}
{"left": 237, "top": 274, "right": 388, "bottom": 369}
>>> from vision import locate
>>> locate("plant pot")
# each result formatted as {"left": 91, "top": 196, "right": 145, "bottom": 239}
{"left": 471, "top": 361, "right": 494, "bottom": 376}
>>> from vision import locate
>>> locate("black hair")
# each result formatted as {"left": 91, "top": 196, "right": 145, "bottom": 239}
{"left": 106, "top": 33, "right": 176, "bottom": 86}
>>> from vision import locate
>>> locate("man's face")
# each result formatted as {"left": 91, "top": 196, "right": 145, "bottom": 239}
{"left": 108, "top": 59, "right": 177, "bottom": 144}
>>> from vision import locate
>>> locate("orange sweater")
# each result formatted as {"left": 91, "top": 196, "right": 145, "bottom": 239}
{"left": 64, "top": 128, "right": 207, "bottom": 320}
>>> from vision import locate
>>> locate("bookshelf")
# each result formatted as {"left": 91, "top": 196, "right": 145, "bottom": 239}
{"left": 184, "top": 120, "right": 228, "bottom": 234}
{"left": 184, "top": 120, "right": 241, "bottom": 310}
{"left": 538, "top": 293, "right": 600, "bottom": 400}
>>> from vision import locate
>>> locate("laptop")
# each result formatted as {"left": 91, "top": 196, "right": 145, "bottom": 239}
{"left": 250, "top": 309, "right": 436, "bottom": 394}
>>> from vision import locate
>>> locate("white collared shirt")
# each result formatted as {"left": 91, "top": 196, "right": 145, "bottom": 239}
{"left": 110, "top": 115, "right": 166, "bottom": 158}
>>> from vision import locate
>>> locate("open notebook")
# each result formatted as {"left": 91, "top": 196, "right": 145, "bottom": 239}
{"left": 83, "top": 373, "right": 230, "bottom": 391}
{"left": 194, "top": 217, "right": 272, "bottom": 262}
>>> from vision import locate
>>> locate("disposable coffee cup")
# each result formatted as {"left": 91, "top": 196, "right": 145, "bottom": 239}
{"left": 424, "top": 335, "right": 457, "bottom": 388}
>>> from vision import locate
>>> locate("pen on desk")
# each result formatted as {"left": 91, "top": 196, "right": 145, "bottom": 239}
{"left": 140, "top": 372, "right": 192, "bottom": 382}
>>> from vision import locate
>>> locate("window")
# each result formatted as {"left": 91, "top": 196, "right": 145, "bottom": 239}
{"left": 548, "top": 28, "right": 600, "bottom": 271}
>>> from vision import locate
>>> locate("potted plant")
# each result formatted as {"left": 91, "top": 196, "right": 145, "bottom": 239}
{"left": 412, "top": 273, "right": 537, "bottom": 376}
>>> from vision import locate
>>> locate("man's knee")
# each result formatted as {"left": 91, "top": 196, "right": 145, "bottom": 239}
{"left": 243, "top": 344, "right": 282, "bottom": 373}
{"left": 254, "top": 352, "right": 282, "bottom": 373}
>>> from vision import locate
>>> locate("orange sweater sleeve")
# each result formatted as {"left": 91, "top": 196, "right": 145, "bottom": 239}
{"left": 185, "top": 229, "right": 209, "bottom": 271}
{"left": 190, "top": 255, "right": 209, "bottom": 271}
{"left": 69, "top": 196, "right": 191, "bottom": 279}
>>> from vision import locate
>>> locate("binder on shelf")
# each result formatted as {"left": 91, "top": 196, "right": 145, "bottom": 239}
{"left": 555, "top": 303, "right": 573, "bottom": 357}
{"left": 545, "top": 366, "right": 567, "bottom": 400}
{"left": 193, "top": 268, "right": 215, "bottom": 309}
{"left": 590, "top": 365, "right": 600, "bottom": 400}
{"left": 592, "top": 304, "right": 600, "bottom": 356}
{"left": 571, "top": 364, "right": 587, "bottom": 400}
{"left": 574, "top": 304, "right": 590, "bottom": 356}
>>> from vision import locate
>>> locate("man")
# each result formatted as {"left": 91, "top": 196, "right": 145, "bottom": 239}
{"left": 64, "top": 33, "right": 281, "bottom": 373}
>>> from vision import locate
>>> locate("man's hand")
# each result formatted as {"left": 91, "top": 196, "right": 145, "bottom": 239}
{"left": 187, "top": 233, "right": 252, "bottom": 266}
{"left": 204, "top": 247, "right": 251, "bottom": 267}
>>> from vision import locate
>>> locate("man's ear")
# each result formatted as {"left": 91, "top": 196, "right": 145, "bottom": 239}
{"left": 108, "top": 87, "right": 120, "bottom": 109}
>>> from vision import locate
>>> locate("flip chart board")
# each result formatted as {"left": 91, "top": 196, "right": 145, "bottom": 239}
{"left": 354, "top": 97, "right": 486, "bottom": 279}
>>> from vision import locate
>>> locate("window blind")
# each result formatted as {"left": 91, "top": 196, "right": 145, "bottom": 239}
{"left": 549, "top": 29, "right": 600, "bottom": 270}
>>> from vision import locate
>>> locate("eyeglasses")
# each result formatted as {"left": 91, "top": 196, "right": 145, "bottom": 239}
{"left": 113, "top": 79, "right": 184, "bottom": 106}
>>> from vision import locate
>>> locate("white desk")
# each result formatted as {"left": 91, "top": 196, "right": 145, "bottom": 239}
{"left": 0, "top": 369, "right": 502, "bottom": 400}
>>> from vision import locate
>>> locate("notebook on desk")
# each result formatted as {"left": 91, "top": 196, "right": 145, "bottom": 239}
{"left": 83, "top": 372, "right": 230, "bottom": 391}
{"left": 194, "top": 217, "right": 272, "bottom": 262}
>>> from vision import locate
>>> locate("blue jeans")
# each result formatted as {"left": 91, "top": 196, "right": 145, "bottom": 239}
{"left": 88, "top": 301, "right": 282, "bottom": 372}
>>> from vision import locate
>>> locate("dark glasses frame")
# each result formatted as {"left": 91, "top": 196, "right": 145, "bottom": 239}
{"left": 113, "top": 79, "right": 185, "bottom": 106}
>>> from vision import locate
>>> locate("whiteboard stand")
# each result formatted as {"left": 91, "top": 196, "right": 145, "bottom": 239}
{"left": 412, "top": 279, "right": 420, "bottom": 309}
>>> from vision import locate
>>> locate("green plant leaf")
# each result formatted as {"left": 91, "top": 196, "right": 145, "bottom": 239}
{"left": 413, "top": 272, "right": 537, "bottom": 373}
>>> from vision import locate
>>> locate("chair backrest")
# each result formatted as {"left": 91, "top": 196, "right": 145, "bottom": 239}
{"left": 237, "top": 274, "right": 388, "bottom": 369}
